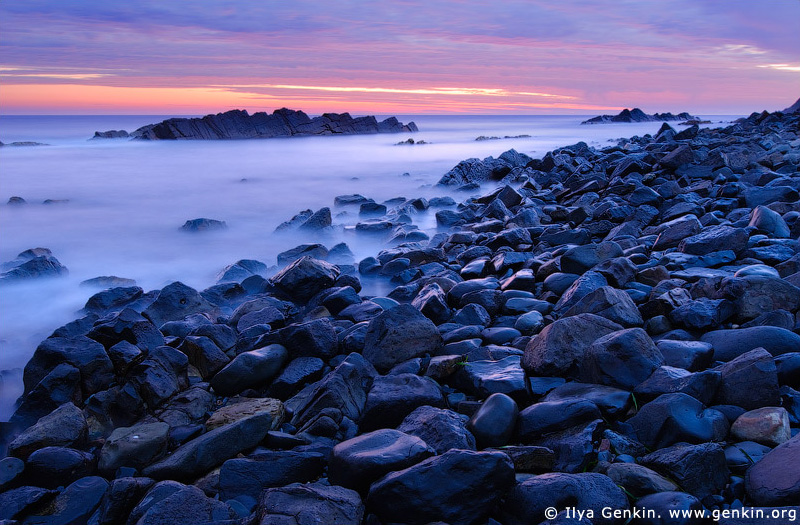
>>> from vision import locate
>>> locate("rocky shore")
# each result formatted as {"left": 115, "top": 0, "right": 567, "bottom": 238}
{"left": 1, "top": 101, "right": 800, "bottom": 525}
{"left": 92, "top": 109, "right": 417, "bottom": 141}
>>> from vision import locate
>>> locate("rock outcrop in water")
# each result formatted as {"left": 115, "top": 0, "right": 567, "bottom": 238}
{"left": 582, "top": 108, "right": 696, "bottom": 124}
{"left": 93, "top": 108, "right": 418, "bottom": 141}
{"left": 3, "top": 105, "right": 800, "bottom": 524}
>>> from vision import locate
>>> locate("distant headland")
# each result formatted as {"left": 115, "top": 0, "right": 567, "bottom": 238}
{"left": 92, "top": 108, "right": 418, "bottom": 140}
{"left": 581, "top": 108, "right": 697, "bottom": 125}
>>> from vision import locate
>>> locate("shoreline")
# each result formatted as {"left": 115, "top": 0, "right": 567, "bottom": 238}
{"left": 1, "top": 107, "right": 799, "bottom": 523}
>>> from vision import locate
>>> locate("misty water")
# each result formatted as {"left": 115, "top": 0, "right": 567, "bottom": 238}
{"left": 0, "top": 113, "right": 734, "bottom": 420}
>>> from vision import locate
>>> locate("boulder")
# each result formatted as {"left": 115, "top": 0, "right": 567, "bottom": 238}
{"left": 133, "top": 484, "right": 235, "bottom": 525}
{"left": 451, "top": 356, "right": 527, "bottom": 401}
{"left": 522, "top": 314, "right": 622, "bottom": 376}
{"left": 23, "top": 336, "right": 114, "bottom": 397}
{"left": 580, "top": 328, "right": 664, "bottom": 389}
{"left": 714, "top": 348, "right": 780, "bottom": 410}
{"left": 360, "top": 373, "right": 444, "bottom": 431}
{"left": 329, "top": 429, "right": 434, "bottom": 493}
{"left": 8, "top": 402, "right": 87, "bottom": 459}
{"left": 367, "top": 449, "right": 515, "bottom": 525}
{"left": 641, "top": 443, "right": 729, "bottom": 499}
{"left": 730, "top": 407, "right": 791, "bottom": 446}
{"left": 258, "top": 482, "right": 364, "bottom": 525}
{"left": 98, "top": 422, "right": 170, "bottom": 474}
{"left": 627, "top": 392, "right": 729, "bottom": 449}
{"left": 701, "top": 326, "right": 800, "bottom": 361}
{"left": 502, "top": 472, "right": 628, "bottom": 525}
{"left": 210, "top": 344, "right": 288, "bottom": 396}
{"left": 19, "top": 476, "right": 108, "bottom": 525}
{"left": 397, "top": 406, "right": 476, "bottom": 454}
{"left": 219, "top": 450, "right": 326, "bottom": 501}
{"left": 362, "top": 304, "right": 441, "bottom": 372}
{"left": 143, "top": 281, "right": 214, "bottom": 328}
{"left": 467, "top": 393, "right": 518, "bottom": 448}
{"left": 561, "top": 286, "right": 643, "bottom": 327}
{"left": 745, "top": 432, "right": 800, "bottom": 506}
{"left": 270, "top": 256, "right": 340, "bottom": 303}
{"left": 142, "top": 411, "right": 274, "bottom": 480}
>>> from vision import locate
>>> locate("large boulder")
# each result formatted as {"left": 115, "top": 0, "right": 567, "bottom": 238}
{"left": 218, "top": 450, "right": 326, "bottom": 502}
{"left": 23, "top": 336, "right": 114, "bottom": 397}
{"left": 97, "top": 422, "right": 170, "bottom": 474}
{"left": 210, "top": 344, "right": 288, "bottom": 396}
{"left": 142, "top": 411, "right": 274, "bottom": 480}
{"left": 18, "top": 476, "right": 108, "bottom": 525}
{"left": 714, "top": 348, "right": 780, "bottom": 410}
{"left": 258, "top": 482, "right": 364, "bottom": 525}
{"left": 360, "top": 373, "right": 444, "bottom": 431}
{"left": 641, "top": 443, "right": 729, "bottom": 499}
{"left": 701, "top": 326, "right": 800, "bottom": 361}
{"left": 367, "top": 449, "right": 515, "bottom": 525}
{"left": 397, "top": 406, "right": 476, "bottom": 454}
{"left": 270, "top": 256, "right": 340, "bottom": 303}
{"left": 8, "top": 402, "right": 87, "bottom": 459}
{"left": 502, "top": 472, "right": 629, "bottom": 525}
{"left": 745, "top": 432, "right": 800, "bottom": 506}
{"left": 627, "top": 392, "right": 729, "bottom": 449}
{"left": 142, "top": 281, "right": 214, "bottom": 328}
{"left": 580, "top": 328, "right": 664, "bottom": 389}
{"left": 561, "top": 286, "right": 643, "bottom": 327}
{"left": 133, "top": 484, "right": 235, "bottom": 525}
{"left": 523, "top": 314, "right": 622, "bottom": 376}
{"left": 329, "top": 429, "right": 434, "bottom": 493}
{"left": 678, "top": 225, "right": 749, "bottom": 255}
{"left": 362, "top": 304, "right": 441, "bottom": 372}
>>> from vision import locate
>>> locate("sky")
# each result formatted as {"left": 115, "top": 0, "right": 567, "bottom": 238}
{"left": 0, "top": 0, "right": 798, "bottom": 115}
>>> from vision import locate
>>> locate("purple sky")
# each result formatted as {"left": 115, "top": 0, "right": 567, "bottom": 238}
{"left": 1, "top": 0, "right": 798, "bottom": 114}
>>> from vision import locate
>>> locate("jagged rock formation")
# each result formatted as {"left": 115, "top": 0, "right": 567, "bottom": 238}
{"left": 582, "top": 108, "right": 696, "bottom": 125}
{"left": 93, "top": 108, "right": 418, "bottom": 141}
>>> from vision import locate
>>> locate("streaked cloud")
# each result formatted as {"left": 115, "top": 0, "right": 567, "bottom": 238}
{"left": 0, "top": 1, "right": 797, "bottom": 114}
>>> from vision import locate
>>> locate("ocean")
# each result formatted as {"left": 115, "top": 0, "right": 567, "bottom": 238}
{"left": 0, "top": 113, "right": 736, "bottom": 420}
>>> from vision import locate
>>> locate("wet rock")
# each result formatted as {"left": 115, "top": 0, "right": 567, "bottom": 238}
{"left": 95, "top": 476, "right": 154, "bottom": 525}
{"left": 270, "top": 256, "right": 340, "bottom": 303}
{"left": 561, "top": 286, "right": 643, "bottom": 327}
{"left": 84, "top": 286, "right": 143, "bottom": 315}
{"left": 268, "top": 356, "right": 325, "bottom": 399}
{"left": 8, "top": 402, "right": 87, "bottom": 459}
{"left": 749, "top": 205, "right": 791, "bottom": 237}
{"left": 219, "top": 450, "right": 326, "bottom": 501}
{"left": 0, "top": 457, "right": 24, "bottom": 491}
{"left": 523, "top": 314, "right": 622, "bottom": 376}
{"left": 0, "top": 486, "right": 56, "bottom": 521}
{"left": 397, "top": 406, "right": 476, "bottom": 454}
{"left": 641, "top": 442, "right": 729, "bottom": 499}
{"left": 730, "top": 407, "right": 791, "bottom": 446}
{"left": 362, "top": 304, "right": 441, "bottom": 372}
{"left": 142, "top": 411, "right": 274, "bottom": 480}
{"left": 177, "top": 335, "right": 229, "bottom": 379}
{"left": 205, "top": 397, "right": 283, "bottom": 431}
{"left": 128, "top": 346, "right": 189, "bottom": 408}
{"left": 329, "top": 429, "right": 434, "bottom": 493}
{"left": 714, "top": 348, "right": 780, "bottom": 410}
{"left": 656, "top": 340, "right": 714, "bottom": 371}
{"left": 634, "top": 366, "right": 721, "bottom": 405}
{"left": 627, "top": 392, "right": 729, "bottom": 449}
{"left": 745, "top": 432, "right": 800, "bottom": 506}
{"left": 367, "top": 449, "right": 515, "bottom": 525}
{"left": 287, "top": 353, "right": 377, "bottom": 430}
{"left": 502, "top": 472, "right": 628, "bottom": 525}
{"left": 517, "top": 399, "right": 600, "bottom": 441}
{"left": 701, "top": 326, "right": 800, "bottom": 362}
{"left": 360, "top": 373, "right": 444, "bottom": 431}
{"left": 299, "top": 207, "right": 332, "bottom": 231}
{"left": 543, "top": 382, "right": 632, "bottom": 418}
{"left": 258, "top": 482, "right": 364, "bottom": 525}
{"left": 467, "top": 393, "right": 518, "bottom": 448}
{"left": 25, "top": 446, "right": 95, "bottom": 488}
{"left": 678, "top": 225, "right": 749, "bottom": 255}
{"left": 451, "top": 355, "right": 527, "bottom": 401}
{"left": 0, "top": 248, "right": 68, "bottom": 282}
{"left": 581, "top": 328, "right": 664, "bottom": 390}
{"left": 143, "top": 281, "right": 214, "bottom": 328}
{"left": 10, "top": 364, "right": 82, "bottom": 429}
{"left": 134, "top": 484, "right": 235, "bottom": 525}
{"left": 210, "top": 344, "right": 288, "bottom": 396}
{"left": 23, "top": 335, "right": 114, "bottom": 398}
{"left": 88, "top": 308, "right": 166, "bottom": 352}
{"left": 180, "top": 218, "right": 227, "bottom": 232}
{"left": 631, "top": 492, "right": 707, "bottom": 525}
{"left": 606, "top": 462, "right": 679, "bottom": 497}
{"left": 20, "top": 476, "right": 108, "bottom": 525}
{"left": 98, "top": 422, "right": 170, "bottom": 474}
{"left": 530, "top": 419, "right": 602, "bottom": 473}
{"left": 725, "top": 441, "right": 773, "bottom": 473}
{"left": 411, "top": 282, "right": 451, "bottom": 324}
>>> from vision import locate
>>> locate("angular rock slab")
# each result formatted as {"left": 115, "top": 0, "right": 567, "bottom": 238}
{"left": 270, "top": 256, "right": 340, "bottom": 303}
{"left": 8, "top": 402, "right": 87, "bottom": 459}
{"left": 367, "top": 449, "right": 514, "bottom": 525}
{"left": 258, "top": 482, "right": 364, "bottom": 525}
{"left": 142, "top": 411, "right": 273, "bottom": 480}
{"left": 641, "top": 442, "right": 729, "bottom": 499}
{"left": 502, "top": 472, "right": 628, "bottom": 525}
{"left": 580, "top": 328, "right": 664, "bottom": 390}
{"left": 397, "top": 406, "right": 476, "bottom": 454}
{"left": 746, "top": 432, "right": 800, "bottom": 506}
